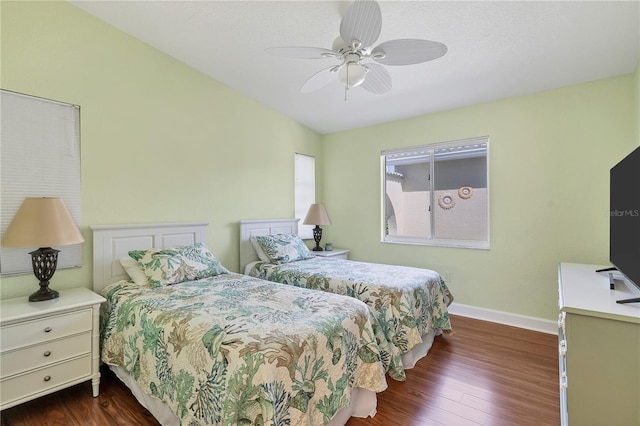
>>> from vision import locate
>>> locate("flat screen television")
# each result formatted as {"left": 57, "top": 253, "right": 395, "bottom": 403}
{"left": 609, "top": 145, "right": 640, "bottom": 304}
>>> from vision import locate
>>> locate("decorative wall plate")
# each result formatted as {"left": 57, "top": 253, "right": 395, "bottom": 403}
{"left": 438, "top": 193, "right": 456, "bottom": 210}
{"left": 458, "top": 186, "right": 473, "bottom": 199}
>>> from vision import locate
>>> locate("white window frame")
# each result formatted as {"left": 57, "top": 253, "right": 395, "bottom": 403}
{"left": 294, "top": 153, "right": 315, "bottom": 240}
{"left": 381, "top": 136, "right": 490, "bottom": 249}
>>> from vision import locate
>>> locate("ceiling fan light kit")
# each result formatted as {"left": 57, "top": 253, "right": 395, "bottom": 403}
{"left": 338, "top": 56, "right": 368, "bottom": 89}
{"left": 267, "top": 0, "right": 447, "bottom": 99}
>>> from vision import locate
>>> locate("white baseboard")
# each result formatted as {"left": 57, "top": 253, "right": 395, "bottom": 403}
{"left": 448, "top": 303, "right": 557, "bottom": 335}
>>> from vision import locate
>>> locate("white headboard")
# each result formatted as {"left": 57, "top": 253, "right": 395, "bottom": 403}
{"left": 239, "top": 219, "right": 299, "bottom": 272}
{"left": 91, "top": 222, "right": 208, "bottom": 293}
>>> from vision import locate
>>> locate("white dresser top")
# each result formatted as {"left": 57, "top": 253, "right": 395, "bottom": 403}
{"left": 0, "top": 287, "right": 105, "bottom": 325}
{"left": 559, "top": 263, "right": 640, "bottom": 324}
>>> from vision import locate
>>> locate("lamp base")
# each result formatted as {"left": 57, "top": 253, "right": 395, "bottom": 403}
{"left": 312, "top": 225, "right": 324, "bottom": 251}
{"left": 29, "top": 284, "right": 59, "bottom": 302}
{"left": 28, "top": 247, "right": 60, "bottom": 302}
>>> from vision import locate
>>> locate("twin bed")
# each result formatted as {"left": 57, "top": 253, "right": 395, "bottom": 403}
{"left": 239, "top": 219, "right": 453, "bottom": 381}
{"left": 92, "top": 221, "right": 453, "bottom": 425}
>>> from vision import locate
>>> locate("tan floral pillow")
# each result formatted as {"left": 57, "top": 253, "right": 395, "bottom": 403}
{"left": 129, "top": 243, "right": 229, "bottom": 287}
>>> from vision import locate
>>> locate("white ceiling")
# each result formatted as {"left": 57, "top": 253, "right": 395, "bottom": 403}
{"left": 70, "top": 1, "right": 640, "bottom": 135}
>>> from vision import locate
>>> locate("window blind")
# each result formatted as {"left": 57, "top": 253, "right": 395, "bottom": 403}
{"left": 294, "top": 153, "right": 315, "bottom": 240}
{"left": 1, "top": 90, "right": 82, "bottom": 275}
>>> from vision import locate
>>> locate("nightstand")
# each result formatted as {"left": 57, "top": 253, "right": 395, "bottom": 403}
{"left": 313, "top": 249, "right": 350, "bottom": 260}
{"left": 0, "top": 287, "right": 105, "bottom": 410}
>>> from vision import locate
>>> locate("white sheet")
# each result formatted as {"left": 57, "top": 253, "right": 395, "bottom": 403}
{"left": 401, "top": 329, "right": 440, "bottom": 369}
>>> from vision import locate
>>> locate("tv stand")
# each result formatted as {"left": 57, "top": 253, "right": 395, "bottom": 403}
{"left": 595, "top": 267, "right": 617, "bottom": 273}
{"left": 607, "top": 271, "right": 616, "bottom": 290}
{"left": 601, "top": 269, "right": 640, "bottom": 303}
{"left": 596, "top": 268, "right": 640, "bottom": 300}
{"left": 596, "top": 267, "right": 618, "bottom": 289}
{"left": 617, "top": 297, "right": 640, "bottom": 304}
{"left": 558, "top": 263, "right": 640, "bottom": 426}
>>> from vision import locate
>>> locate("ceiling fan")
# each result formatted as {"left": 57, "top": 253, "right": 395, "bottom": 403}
{"left": 266, "top": 0, "right": 447, "bottom": 99}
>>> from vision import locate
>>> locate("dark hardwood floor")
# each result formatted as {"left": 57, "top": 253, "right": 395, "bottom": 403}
{"left": 347, "top": 315, "right": 560, "bottom": 426}
{"left": 1, "top": 315, "right": 559, "bottom": 425}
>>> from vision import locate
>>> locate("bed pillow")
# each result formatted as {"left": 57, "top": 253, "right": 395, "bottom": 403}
{"left": 254, "top": 234, "right": 314, "bottom": 264}
{"left": 250, "top": 237, "right": 271, "bottom": 263}
{"left": 129, "top": 243, "right": 229, "bottom": 287}
{"left": 119, "top": 256, "right": 150, "bottom": 287}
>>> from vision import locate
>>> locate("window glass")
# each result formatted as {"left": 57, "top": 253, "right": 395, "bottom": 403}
{"left": 382, "top": 137, "right": 489, "bottom": 249}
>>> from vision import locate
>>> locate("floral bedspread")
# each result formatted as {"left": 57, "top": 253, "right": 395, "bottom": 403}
{"left": 100, "top": 273, "right": 387, "bottom": 425}
{"left": 248, "top": 258, "right": 453, "bottom": 381}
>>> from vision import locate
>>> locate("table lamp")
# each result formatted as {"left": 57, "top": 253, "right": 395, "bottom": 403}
{"left": 303, "top": 203, "right": 331, "bottom": 251}
{"left": 2, "top": 197, "right": 84, "bottom": 302}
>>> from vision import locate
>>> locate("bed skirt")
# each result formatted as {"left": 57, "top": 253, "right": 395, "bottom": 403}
{"left": 107, "top": 329, "right": 439, "bottom": 424}
{"left": 109, "top": 364, "right": 377, "bottom": 426}
{"left": 401, "top": 328, "right": 440, "bottom": 369}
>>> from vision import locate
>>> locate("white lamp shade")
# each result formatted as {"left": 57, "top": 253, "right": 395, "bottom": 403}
{"left": 2, "top": 197, "right": 84, "bottom": 248}
{"left": 303, "top": 204, "right": 332, "bottom": 226}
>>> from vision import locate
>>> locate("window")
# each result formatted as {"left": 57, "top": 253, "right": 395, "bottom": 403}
{"left": 1, "top": 90, "right": 82, "bottom": 274}
{"left": 382, "top": 137, "right": 489, "bottom": 249}
{"left": 294, "top": 153, "right": 315, "bottom": 239}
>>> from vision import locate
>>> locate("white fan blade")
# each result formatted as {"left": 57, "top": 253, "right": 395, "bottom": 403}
{"left": 301, "top": 66, "right": 338, "bottom": 93}
{"left": 372, "top": 39, "right": 447, "bottom": 66}
{"left": 340, "top": 0, "right": 382, "bottom": 48}
{"left": 361, "top": 63, "right": 391, "bottom": 94}
{"left": 266, "top": 47, "right": 337, "bottom": 59}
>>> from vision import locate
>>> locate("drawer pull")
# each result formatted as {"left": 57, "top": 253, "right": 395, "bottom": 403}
{"left": 559, "top": 340, "right": 567, "bottom": 355}
{"left": 560, "top": 372, "right": 568, "bottom": 389}
{"left": 557, "top": 312, "right": 566, "bottom": 335}
{"left": 44, "top": 351, "right": 52, "bottom": 357}
{"left": 44, "top": 375, "right": 51, "bottom": 382}
{"left": 44, "top": 327, "right": 52, "bottom": 333}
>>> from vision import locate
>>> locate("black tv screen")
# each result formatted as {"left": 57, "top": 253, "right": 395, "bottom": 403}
{"left": 610, "top": 145, "right": 640, "bottom": 291}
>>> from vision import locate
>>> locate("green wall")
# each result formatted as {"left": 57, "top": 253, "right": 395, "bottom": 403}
{"left": 0, "top": 1, "right": 323, "bottom": 299}
{"left": 321, "top": 74, "right": 637, "bottom": 321}
{"left": 1, "top": 1, "right": 637, "bottom": 323}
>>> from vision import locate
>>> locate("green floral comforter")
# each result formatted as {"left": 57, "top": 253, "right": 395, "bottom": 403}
{"left": 100, "top": 273, "right": 387, "bottom": 425}
{"left": 248, "top": 258, "right": 453, "bottom": 381}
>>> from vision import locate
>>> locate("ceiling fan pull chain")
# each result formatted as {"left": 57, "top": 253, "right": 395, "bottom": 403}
{"left": 344, "top": 66, "right": 349, "bottom": 101}
{"left": 344, "top": 66, "right": 350, "bottom": 101}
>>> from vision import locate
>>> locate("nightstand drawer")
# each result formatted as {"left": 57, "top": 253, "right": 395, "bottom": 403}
{"left": 0, "top": 309, "right": 92, "bottom": 352}
{"left": 313, "top": 249, "right": 349, "bottom": 260}
{"left": 326, "top": 252, "right": 348, "bottom": 260}
{"left": 0, "top": 332, "right": 91, "bottom": 378}
{"left": 0, "top": 354, "right": 91, "bottom": 407}
{"left": 0, "top": 288, "right": 105, "bottom": 409}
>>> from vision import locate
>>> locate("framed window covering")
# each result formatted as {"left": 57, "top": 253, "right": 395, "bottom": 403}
{"left": 294, "top": 153, "right": 316, "bottom": 240}
{"left": 1, "top": 90, "right": 82, "bottom": 275}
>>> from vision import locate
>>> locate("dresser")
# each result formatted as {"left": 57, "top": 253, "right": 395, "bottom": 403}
{"left": 0, "top": 287, "right": 106, "bottom": 410}
{"left": 558, "top": 263, "right": 640, "bottom": 426}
